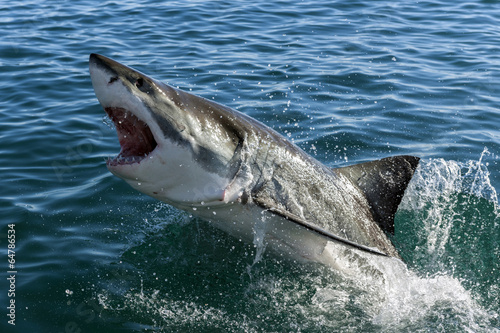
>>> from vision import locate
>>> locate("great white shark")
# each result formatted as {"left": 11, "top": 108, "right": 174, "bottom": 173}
{"left": 89, "top": 53, "right": 419, "bottom": 268}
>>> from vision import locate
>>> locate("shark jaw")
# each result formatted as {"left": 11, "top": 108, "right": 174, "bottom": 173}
{"left": 89, "top": 54, "right": 163, "bottom": 181}
{"left": 105, "top": 107, "right": 158, "bottom": 167}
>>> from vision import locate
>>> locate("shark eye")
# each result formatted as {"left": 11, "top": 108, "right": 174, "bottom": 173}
{"left": 135, "top": 78, "right": 144, "bottom": 89}
{"left": 108, "top": 77, "right": 118, "bottom": 84}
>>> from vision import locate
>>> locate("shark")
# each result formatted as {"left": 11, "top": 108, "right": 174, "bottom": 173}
{"left": 89, "top": 53, "right": 419, "bottom": 267}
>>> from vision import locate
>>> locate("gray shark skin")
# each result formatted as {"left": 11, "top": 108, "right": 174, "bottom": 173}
{"left": 89, "top": 53, "right": 419, "bottom": 266}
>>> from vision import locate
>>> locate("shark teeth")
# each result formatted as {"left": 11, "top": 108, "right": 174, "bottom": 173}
{"left": 105, "top": 107, "right": 157, "bottom": 166}
{"left": 107, "top": 154, "right": 148, "bottom": 166}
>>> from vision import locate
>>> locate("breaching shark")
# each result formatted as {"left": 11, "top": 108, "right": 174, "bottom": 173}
{"left": 89, "top": 53, "right": 419, "bottom": 268}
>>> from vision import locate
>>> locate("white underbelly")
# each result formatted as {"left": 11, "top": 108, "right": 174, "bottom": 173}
{"left": 190, "top": 202, "right": 378, "bottom": 270}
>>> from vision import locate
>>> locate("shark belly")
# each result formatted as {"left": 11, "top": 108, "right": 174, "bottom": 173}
{"left": 192, "top": 202, "right": 329, "bottom": 261}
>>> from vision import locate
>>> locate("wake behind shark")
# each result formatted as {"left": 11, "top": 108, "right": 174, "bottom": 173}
{"left": 89, "top": 54, "right": 419, "bottom": 267}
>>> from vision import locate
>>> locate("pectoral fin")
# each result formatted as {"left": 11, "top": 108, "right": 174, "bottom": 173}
{"left": 253, "top": 196, "right": 389, "bottom": 257}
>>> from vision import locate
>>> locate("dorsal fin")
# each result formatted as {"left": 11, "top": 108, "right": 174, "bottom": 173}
{"left": 336, "top": 155, "right": 419, "bottom": 234}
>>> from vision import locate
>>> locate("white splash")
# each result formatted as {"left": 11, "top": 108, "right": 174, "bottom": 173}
{"left": 248, "top": 211, "right": 269, "bottom": 274}
{"left": 366, "top": 148, "right": 499, "bottom": 330}
{"left": 400, "top": 148, "right": 499, "bottom": 258}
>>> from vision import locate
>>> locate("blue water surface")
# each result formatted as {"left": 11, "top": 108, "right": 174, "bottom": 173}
{"left": 1, "top": 0, "right": 499, "bottom": 332}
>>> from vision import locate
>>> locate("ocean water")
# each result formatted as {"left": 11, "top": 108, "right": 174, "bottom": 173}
{"left": 1, "top": 0, "right": 500, "bottom": 332}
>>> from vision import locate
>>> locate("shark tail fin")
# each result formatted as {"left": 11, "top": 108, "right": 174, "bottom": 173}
{"left": 336, "top": 155, "right": 420, "bottom": 234}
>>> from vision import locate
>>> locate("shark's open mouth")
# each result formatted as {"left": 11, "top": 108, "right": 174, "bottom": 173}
{"left": 105, "top": 107, "right": 157, "bottom": 166}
